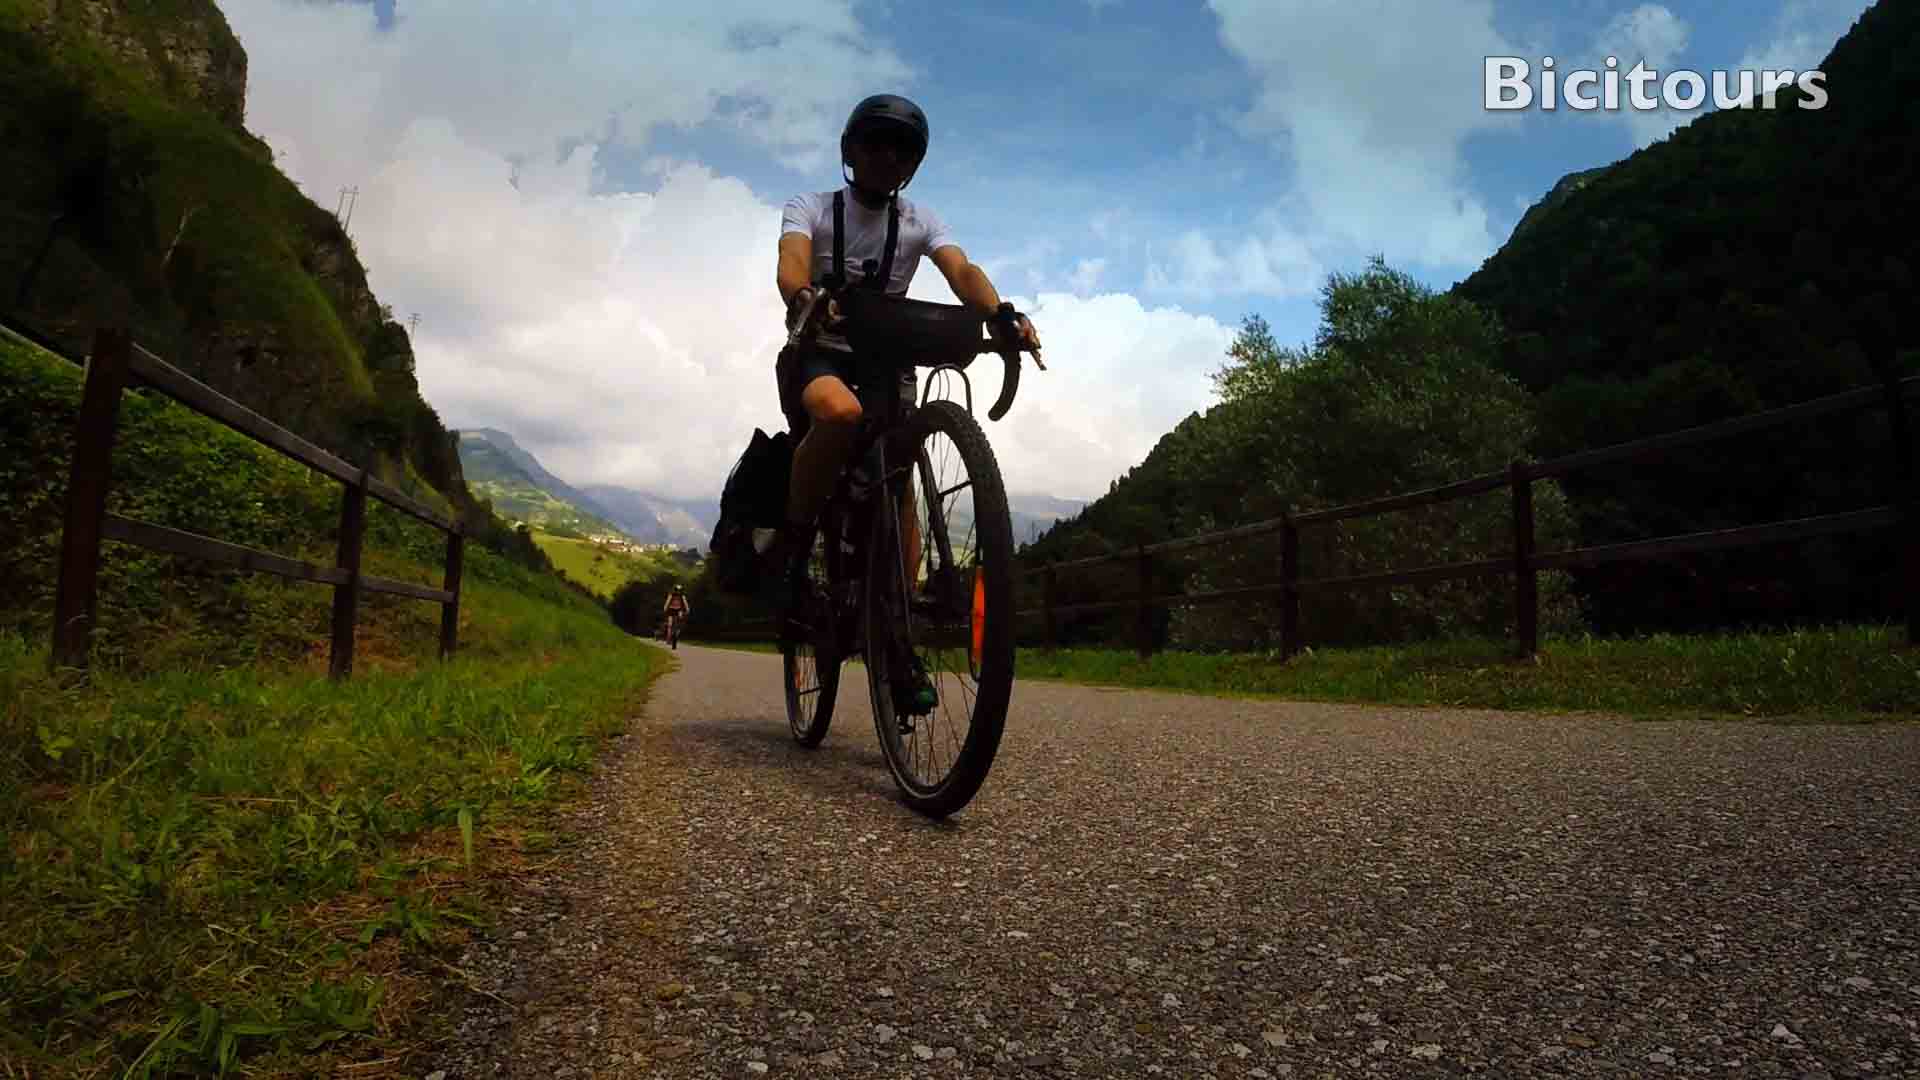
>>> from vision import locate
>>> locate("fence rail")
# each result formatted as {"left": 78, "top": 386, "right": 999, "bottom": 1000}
{"left": 1022, "top": 368, "right": 1920, "bottom": 659}
{"left": 672, "top": 369, "right": 1918, "bottom": 656}
{"left": 42, "top": 325, "right": 465, "bottom": 678}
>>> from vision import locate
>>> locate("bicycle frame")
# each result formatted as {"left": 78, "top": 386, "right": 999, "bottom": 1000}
{"left": 784, "top": 286, "right": 1036, "bottom": 653}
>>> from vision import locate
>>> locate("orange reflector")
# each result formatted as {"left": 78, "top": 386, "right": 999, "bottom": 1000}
{"left": 970, "top": 566, "right": 986, "bottom": 670}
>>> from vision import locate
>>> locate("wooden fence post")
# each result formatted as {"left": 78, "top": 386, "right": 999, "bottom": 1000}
{"left": 1511, "top": 460, "right": 1538, "bottom": 658}
{"left": 329, "top": 469, "right": 368, "bottom": 680}
{"left": 1043, "top": 564, "right": 1057, "bottom": 652}
{"left": 1128, "top": 545, "right": 1144, "bottom": 657}
{"left": 49, "top": 328, "right": 132, "bottom": 676}
{"left": 1280, "top": 514, "right": 1300, "bottom": 659}
{"left": 440, "top": 528, "right": 464, "bottom": 660}
{"left": 1880, "top": 363, "right": 1919, "bottom": 646}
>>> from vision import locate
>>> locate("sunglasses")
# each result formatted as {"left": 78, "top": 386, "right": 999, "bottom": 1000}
{"left": 852, "top": 124, "right": 923, "bottom": 157}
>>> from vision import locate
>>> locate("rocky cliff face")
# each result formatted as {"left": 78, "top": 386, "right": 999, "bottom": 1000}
{"left": 5, "top": 0, "right": 477, "bottom": 514}
{"left": 22, "top": 0, "right": 249, "bottom": 129}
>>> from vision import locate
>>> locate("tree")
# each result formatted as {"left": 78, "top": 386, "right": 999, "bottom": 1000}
{"left": 1174, "top": 257, "right": 1581, "bottom": 650}
{"left": 1208, "top": 313, "right": 1295, "bottom": 402}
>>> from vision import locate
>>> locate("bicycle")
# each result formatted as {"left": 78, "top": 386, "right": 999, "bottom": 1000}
{"left": 665, "top": 611, "right": 683, "bottom": 650}
{"left": 778, "top": 285, "right": 1042, "bottom": 818}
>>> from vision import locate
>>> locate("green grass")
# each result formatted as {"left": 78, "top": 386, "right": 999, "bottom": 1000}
{"left": 1, "top": 311, "right": 666, "bottom": 1075}
{"left": 1016, "top": 626, "right": 1920, "bottom": 721}
{"left": 699, "top": 625, "right": 1920, "bottom": 722}
{"left": 0, "top": 593, "right": 659, "bottom": 1077}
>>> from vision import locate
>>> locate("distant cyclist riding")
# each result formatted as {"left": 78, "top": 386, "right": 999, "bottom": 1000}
{"left": 764, "top": 92, "right": 1045, "bottom": 817}
{"left": 661, "top": 584, "right": 689, "bottom": 649}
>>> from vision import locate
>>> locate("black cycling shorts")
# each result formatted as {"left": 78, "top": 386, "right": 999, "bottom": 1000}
{"left": 775, "top": 344, "right": 917, "bottom": 441}
{"left": 775, "top": 343, "right": 850, "bottom": 439}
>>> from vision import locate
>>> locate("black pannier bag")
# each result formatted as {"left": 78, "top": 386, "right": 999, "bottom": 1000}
{"left": 708, "top": 427, "right": 793, "bottom": 594}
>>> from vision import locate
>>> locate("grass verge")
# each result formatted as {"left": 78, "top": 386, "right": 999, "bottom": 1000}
{"left": 691, "top": 625, "right": 1919, "bottom": 721}
{"left": 0, "top": 584, "right": 661, "bottom": 1077}
{"left": 1015, "top": 625, "right": 1920, "bottom": 721}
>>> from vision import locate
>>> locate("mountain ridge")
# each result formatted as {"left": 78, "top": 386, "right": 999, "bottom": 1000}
{"left": 458, "top": 428, "right": 1090, "bottom": 551}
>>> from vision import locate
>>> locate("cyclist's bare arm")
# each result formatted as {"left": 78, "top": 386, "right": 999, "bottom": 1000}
{"left": 778, "top": 232, "right": 813, "bottom": 308}
{"left": 930, "top": 245, "right": 1041, "bottom": 352}
{"left": 928, "top": 245, "right": 1002, "bottom": 312}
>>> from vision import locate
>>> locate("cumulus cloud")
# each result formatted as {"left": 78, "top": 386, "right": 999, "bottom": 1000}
{"left": 1592, "top": 3, "right": 1694, "bottom": 147}
{"left": 1736, "top": 0, "right": 1870, "bottom": 93}
{"left": 222, "top": 0, "right": 1233, "bottom": 507}
{"left": 1143, "top": 212, "right": 1322, "bottom": 300}
{"left": 908, "top": 269, "right": 1237, "bottom": 500}
{"left": 936, "top": 293, "right": 1236, "bottom": 501}
{"left": 232, "top": 0, "right": 908, "bottom": 181}
{"left": 1204, "top": 0, "right": 1520, "bottom": 274}
{"left": 1066, "top": 258, "right": 1108, "bottom": 296}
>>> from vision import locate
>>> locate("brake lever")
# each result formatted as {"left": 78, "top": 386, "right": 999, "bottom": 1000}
{"left": 786, "top": 290, "right": 824, "bottom": 347}
{"left": 993, "top": 313, "right": 1045, "bottom": 371}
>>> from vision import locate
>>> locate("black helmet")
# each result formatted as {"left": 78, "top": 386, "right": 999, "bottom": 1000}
{"left": 840, "top": 93, "right": 929, "bottom": 166}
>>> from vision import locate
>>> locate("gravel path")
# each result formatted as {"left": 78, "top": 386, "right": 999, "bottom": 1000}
{"left": 433, "top": 643, "right": 1920, "bottom": 1078}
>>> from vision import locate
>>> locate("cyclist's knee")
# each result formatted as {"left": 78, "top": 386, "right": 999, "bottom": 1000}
{"left": 811, "top": 397, "right": 862, "bottom": 429}
{"left": 800, "top": 375, "right": 861, "bottom": 430}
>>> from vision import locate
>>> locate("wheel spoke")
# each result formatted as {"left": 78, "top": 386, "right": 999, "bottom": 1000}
{"left": 860, "top": 399, "right": 1012, "bottom": 817}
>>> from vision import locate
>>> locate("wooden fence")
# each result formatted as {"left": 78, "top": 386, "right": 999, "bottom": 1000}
{"left": 691, "top": 368, "right": 1917, "bottom": 657}
{"left": 1024, "top": 369, "right": 1920, "bottom": 659}
{"left": 45, "top": 326, "right": 466, "bottom": 678}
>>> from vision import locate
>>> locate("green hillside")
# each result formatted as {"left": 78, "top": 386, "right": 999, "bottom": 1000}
{"left": 532, "top": 532, "right": 691, "bottom": 600}
{"left": 457, "top": 432, "right": 645, "bottom": 542}
{"left": 469, "top": 476, "right": 630, "bottom": 540}
{"left": 1451, "top": 0, "right": 1916, "bottom": 632}
{"left": 1028, "top": 0, "right": 1916, "bottom": 641}
{"left": 0, "top": 0, "right": 469, "bottom": 516}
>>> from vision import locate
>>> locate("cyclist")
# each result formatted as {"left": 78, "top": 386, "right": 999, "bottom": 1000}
{"left": 768, "top": 92, "right": 1041, "bottom": 601}
{"left": 661, "top": 584, "right": 690, "bottom": 644}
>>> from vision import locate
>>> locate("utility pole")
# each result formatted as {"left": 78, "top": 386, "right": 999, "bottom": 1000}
{"left": 335, "top": 185, "right": 360, "bottom": 231}
{"left": 408, "top": 313, "right": 420, "bottom": 338}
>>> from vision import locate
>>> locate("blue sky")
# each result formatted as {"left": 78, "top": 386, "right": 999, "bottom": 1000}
{"left": 222, "top": 0, "right": 1873, "bottom": 502}
{"left": 621, "top": 0, "right": 1867, "bottom": 330}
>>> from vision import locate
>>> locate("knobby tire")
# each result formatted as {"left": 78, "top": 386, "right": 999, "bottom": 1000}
{"left": 864, "top": 398, "right": 1015, "bottom": 818}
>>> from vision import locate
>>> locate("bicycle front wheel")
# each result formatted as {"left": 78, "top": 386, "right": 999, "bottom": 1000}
{"left": 863, "top": 399, "right": 1015, "bottom": 818}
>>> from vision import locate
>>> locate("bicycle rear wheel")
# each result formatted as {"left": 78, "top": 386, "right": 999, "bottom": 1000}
{"left": 863, "top": 399, "right": 1015, "bottom": 817}
{"left": 782, "top": 518, "right": 842, "bottom": 747}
